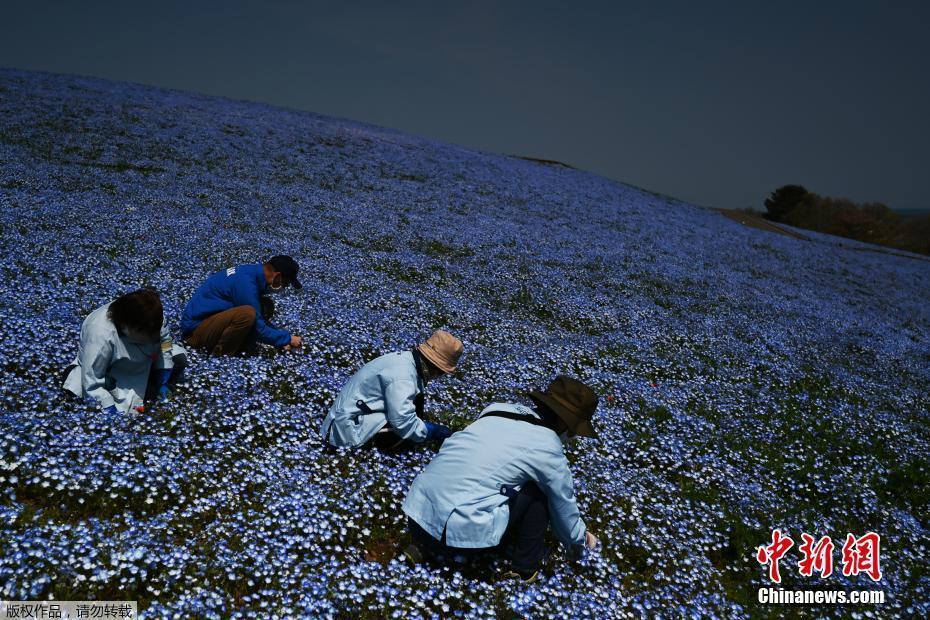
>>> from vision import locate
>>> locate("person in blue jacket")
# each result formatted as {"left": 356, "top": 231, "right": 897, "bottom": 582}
{"left": 181, "top": 256, "right": 303, "bottom": 356}
{"left": 401, "top": 376, "right": 601, "bottom": 583}
{"left": 321, "top": 330, "right": 463, "bottom": 449}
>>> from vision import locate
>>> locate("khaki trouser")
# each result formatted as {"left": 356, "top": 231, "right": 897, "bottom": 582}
{"left": 184, "top": 306, "right": 256, "bottom": 356}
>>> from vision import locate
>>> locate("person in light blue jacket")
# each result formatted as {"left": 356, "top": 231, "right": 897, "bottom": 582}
{"left": 63, "top": 289, "right": 187, "bottom": 414}
{"left": 321, "top": 330, "right": 463, "bottom": 449}
{"left": 402, "top": 376, "right": 601, "bottom": 582}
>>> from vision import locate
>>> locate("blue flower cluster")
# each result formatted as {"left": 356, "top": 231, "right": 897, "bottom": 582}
{"left": 1, "top": 68, "right": 928, "bottom": 618}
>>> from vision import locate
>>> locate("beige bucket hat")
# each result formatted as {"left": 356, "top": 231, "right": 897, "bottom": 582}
{"left": 417, "top": 330, "right": 463, "bottom": 374}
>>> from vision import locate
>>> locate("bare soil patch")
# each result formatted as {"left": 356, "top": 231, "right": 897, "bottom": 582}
{"left": 716, "top": 209, "right": 810, "bottom": 240}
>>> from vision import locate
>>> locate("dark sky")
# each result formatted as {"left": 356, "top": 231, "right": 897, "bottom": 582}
{"left": 2, "top": 1, "right": 928, "bottom": 210}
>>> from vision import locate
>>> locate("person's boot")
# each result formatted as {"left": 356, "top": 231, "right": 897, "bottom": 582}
{"left": 498, "top": 566, "right": 540, "bottom": 584}
{"left": 401, "top": 542, "right": 424, "bottom": 566}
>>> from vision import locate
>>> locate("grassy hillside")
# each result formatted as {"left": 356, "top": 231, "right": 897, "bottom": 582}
{"left": 1, "top": 68, "right": 928, "bottom": 618}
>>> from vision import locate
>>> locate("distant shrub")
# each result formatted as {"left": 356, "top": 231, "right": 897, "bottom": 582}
{"left": 763, "top": 184, "right": 810, "bottom": 221}
{"left": 897, "top": 212, "right": 930, "bottom": 255}
{"left": 763, "top": 184, "right": 927, "bottom": 256}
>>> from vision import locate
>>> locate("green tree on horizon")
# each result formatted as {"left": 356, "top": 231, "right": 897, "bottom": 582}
{"left": 763, "top": 184, "right": 810, "bottom": 221}
{"left": 763, "top": 184, "right": 929, "bottom": 256}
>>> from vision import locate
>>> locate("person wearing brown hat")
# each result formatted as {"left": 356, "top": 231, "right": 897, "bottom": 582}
{"left": 401, "top": 376, "right": 600, "bottom": 583}
{"left": 321, "top": 330, "right": 464, "bottom": 449}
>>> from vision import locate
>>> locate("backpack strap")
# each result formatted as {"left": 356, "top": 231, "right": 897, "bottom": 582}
{"left": 478, "top": 410, "right": 552, "bottom": 429}
{"left": 478, "top": 410, "right": 556, "bottom": 501}
{"left": 410, "top": 347, "right": 427, "bottom": 418}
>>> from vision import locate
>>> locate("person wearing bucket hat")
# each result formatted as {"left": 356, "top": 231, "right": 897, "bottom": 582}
{"left": 180, "top": 256, "right": 303, "bottom": 356}
{"left": 321, "top": 330, "right": 463, "bottom": 449}
{"left": 527, "top": 375, "right": 599, "bottom": 439}
{"left": 401, "top": 375, "right": 600, "bottom": 583}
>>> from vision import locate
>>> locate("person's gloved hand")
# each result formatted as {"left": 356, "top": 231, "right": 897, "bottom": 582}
{"left": 424, "top": 422, "right": 452, "bottom": 442}
{"left": 568, "top": 531, "right": 600, "bottom": 561}
{"left": 102, "top": 405, "right": 118, "bottom": 416}
{"left": 155, "top": 368, "right": 173, "bottom": 401}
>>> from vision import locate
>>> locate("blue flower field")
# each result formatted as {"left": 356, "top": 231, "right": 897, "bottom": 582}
{"left": 0, "top": 68, "right": 928, "bottom": 618}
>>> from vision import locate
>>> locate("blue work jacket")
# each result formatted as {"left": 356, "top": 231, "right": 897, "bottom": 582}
{"left": 402, "top": 402, "right": 587, "bottom": 549}
{"left": 321, "top": 350, "right": 429, "bottom": 447}
{"left": 180, "top": 264, "right": 290, "bottom": 347}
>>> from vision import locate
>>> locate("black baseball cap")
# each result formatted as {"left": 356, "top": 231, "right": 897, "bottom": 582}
{"left": 268, "top": 255, "right": 302, "bottom": 289}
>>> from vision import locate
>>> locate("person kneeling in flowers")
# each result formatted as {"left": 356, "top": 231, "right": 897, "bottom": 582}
{"left": 401, "top": 376, "right": 601, "bottom": 583}
{"left": 181, "top": 255, "right": 303, "bottom": 356}
{"left": 63, "top": 288, "right": 187, "bottom": 414}
{"left": 321, "top": 330, "right": 462, "bottom": 449}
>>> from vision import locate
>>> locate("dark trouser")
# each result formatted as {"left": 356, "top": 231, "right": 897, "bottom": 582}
{"left": 408, "top": 481, "right": 550, "bottom": 573}
{"left": 369, "top": 430, "right": 410, "bottom": 451}
{"left": 143, "top": 354, "right": 188, "bottom": 401}
{"left": 184, "top": 306, "right": 257, "bottom": 355}
{"left": 503, "top": 480, "right": 550, "bottom": 573}
{"left": 366, "top": 393, "right": 429, "bottom": 453}
{"left": 367, "top": 424, "right": 429, "bottom": 452}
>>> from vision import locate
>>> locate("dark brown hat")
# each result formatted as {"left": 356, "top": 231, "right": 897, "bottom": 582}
{"left": 529, "top": 376, "right": 599, "bottom": 438}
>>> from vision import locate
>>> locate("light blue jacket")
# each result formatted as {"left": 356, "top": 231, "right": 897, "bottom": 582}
{"left": 321, "top": 350, "right": 429, "bottom": 447}
{"left": 402, "top": 402, "right": 587, "bottom": 549}
{"left": 63, "top": 302, "right": 186, "bottom": 412}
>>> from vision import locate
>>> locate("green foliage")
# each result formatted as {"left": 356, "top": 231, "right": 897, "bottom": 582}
{"left": 409, "top": 236, "right": 475, "bottom": 259}
{"left": 763, "top": 184, "right": 809, "bottom": 221}
{"left": 763, "top": 184, "right": 929, "bottom": 255}
{"left": 880, "top": 457, "right": 930, "bottom": 524}
{"left": 897, "top": 212, "right": 930, "bottom": 255}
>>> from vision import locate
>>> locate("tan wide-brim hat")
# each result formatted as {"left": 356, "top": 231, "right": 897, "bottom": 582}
{"left": 417, "top": 330, "right": 463, "bottom": 374}
{"left": 529, "top": 375, "right": 599, "bottom": 438}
